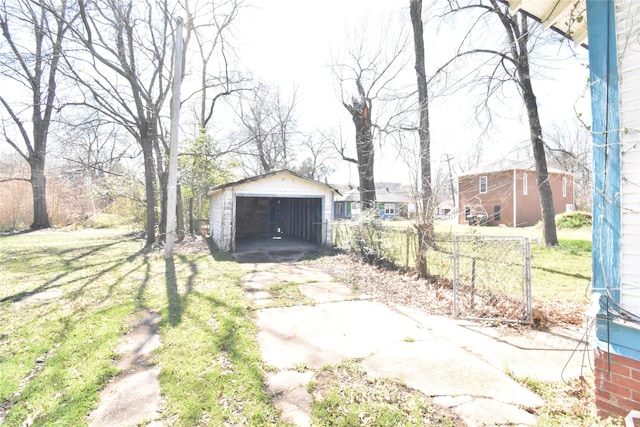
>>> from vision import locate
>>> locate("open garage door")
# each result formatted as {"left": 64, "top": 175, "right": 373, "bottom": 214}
{"left": 235, "top": 196, "right": 323, "bottom": 244}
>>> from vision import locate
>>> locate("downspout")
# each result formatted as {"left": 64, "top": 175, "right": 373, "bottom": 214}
{"left": 513, "top": 169, "right": 517, "bottom": 228}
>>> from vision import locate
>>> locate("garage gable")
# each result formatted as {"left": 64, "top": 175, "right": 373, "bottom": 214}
{"left": 207, "top": 170, "right": 339, "bottom": 251}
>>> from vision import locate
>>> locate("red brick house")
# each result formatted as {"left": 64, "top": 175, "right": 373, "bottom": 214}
{"left": 458, "top": 159, "right": 574, "bottom": 227}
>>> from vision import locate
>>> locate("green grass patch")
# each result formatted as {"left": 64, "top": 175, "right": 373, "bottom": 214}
{"left": 511, "top": 374, "right": 622, "bottom": 426}
{"left": 530, "top": 239, "right": 591, "bottom": 303}
{"left": 0, "top": 228, "right": 287, "bottom": 426}
{"left": 267, "top": 281, "right": 315, "bottom": 307}
{"left": 556, "top": 211, "right": 592, "bottom": 229}
{"left": 310, "top": 361, "right": 458, "bottom": 426}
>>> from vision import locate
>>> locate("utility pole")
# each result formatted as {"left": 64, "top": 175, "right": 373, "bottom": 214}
{"left": 444, "top": 154, "right": 456, "bottom": 209}
{"left": 165, "top": 17, "right": 184, "bottom": 259}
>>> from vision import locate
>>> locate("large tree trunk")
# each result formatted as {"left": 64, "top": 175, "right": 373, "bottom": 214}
{"left": 521, "top": 78, "right": 558, "bottom": 246}
{"left": 514, "top": 15, "right": 558, "bottom": 246}
{"left": 410, "top": 0, "right": 434, "bottom": 277}
{"left": 345, "top": 99, "right": 376, "bottom": 210}
{"left": 29, "top": 154, "right": 50, "bottom": 229}
{"left": 141, "top": 140, "right": 157, "bottom": 246}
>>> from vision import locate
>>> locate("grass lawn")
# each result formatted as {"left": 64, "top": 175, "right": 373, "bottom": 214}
{"left": 0, "top": 228, "right": 288, "bottom": 426}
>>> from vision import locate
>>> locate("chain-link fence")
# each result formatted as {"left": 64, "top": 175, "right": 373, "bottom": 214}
{"left": 452, "top": 234, "right": 532, "bottom": 324}
{"left": 333, "top": 221, "right": 452, "bottom": 273}
{"left": 333, "top": 223, "right": 532, "bottom": 324}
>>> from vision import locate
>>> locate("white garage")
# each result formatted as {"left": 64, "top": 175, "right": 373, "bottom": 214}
{"left": 206, "top": 170, "right": 340, "bottom": 251}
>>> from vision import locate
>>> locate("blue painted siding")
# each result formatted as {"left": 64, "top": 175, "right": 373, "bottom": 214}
{"left": 596, "top": 321, "right": 640, "bottom": 361}
{"left": 586, "top": 0, "right": 635, "bottom": 358}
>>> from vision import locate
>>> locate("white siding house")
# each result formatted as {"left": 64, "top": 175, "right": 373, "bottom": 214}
{"left": 206, "top": 170, "right": 339, "bottom": 251}
{"left": 511, "top": 0, "right": 640, "bottom": 419}
{"left": 618, "top": 5, "right": 640, "bottom": 318}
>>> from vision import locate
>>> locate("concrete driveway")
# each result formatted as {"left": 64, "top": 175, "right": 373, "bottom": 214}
{"left": 233, "top": 238, "right": 590, "bottom": 426}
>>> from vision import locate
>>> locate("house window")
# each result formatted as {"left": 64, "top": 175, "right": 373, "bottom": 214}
{"left": 523, "top": 173, "right": 528, "bottom": 195}
{"left": 493, "top": 205, "right": 501, "bottom": 221}
{"left": 384, "top": 203, "right": 395, "bottom": 215}
{"left": 562, "top": 176, "right": 567, "bottom": 197}
{"left": 465, "top": 205, "right": 471, "bottom": 219}
{"left": 479, "top": 176, "right": 488, "bottom": 194}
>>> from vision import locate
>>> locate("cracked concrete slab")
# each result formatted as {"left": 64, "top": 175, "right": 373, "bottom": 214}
{"left": 433, "top": 396, "right": 538, "bottom": 426}
{"left": 256, "top": 300, "right": 431, "bottom": 370}
{"left": 394, "top": 306, "right": 590, "bottom": 383}
{"left": 297, "top": 281, "right": 354, "bottom": 303}
{"left": 88, "top": 310, "right": 162, "bottom": 427}
{"left": 360, "top": 340, "right": 543, "bottom": 408}
{"left": 265, "top": 370, "right": 315, "bottom": 427}
{"left": 234, "top": 238, "right": 587, "bottom": 426}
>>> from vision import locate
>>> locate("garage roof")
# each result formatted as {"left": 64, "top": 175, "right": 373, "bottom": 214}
{"left": 506, "top": 0, "right": 588, "bottom": 47}
{"left": 206, "top": 169, "right": 341, "bottom": 197}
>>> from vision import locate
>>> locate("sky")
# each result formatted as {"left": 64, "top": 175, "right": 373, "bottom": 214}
{"left": 231, "top": 0, "right": 592, "bottom": 186}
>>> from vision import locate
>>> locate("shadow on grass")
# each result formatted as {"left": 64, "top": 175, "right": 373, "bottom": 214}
{"left": 0, "top": 228, "right": 36, "bottom": 237}
{"left": 0, "top": 236, "right": 143, "bottom": 305}
{"left": 163, "top": 254, "right": 202, "bottom": 327}
{"left": 532, "top": 266, "right": 591, "bottom": 281}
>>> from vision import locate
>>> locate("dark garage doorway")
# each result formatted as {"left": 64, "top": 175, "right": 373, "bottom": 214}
{"left": 235, "top": 196, "right": 323, "bottom": 244}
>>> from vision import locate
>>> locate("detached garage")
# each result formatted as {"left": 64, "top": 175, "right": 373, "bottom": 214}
{"left": 206, "top": 170, "right": 340, "bottom": 251}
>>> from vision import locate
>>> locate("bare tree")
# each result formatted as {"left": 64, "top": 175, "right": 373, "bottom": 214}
{"left": 332, "top": 19, "right": 410, "bottom": 210}
{"left": 68, "top": 0, "right": 175, "bottom": 246}
{"left": 60, "top": 115, "right": 136, "bottom": 215}
{"left": 0, "top": 0, "right": 75, "bottom": 229}
{"left": 292, "top": 132, "right": 336, "bottom": 181}
{"left": 545, "top": 123, "right": 592, "bottom": 211}
{"left": 409, "top": 0, "right": 435, "bottom": 277}
{"left": 180, "top": 0, "right": 250, "bottom": 134}
{"left": 235, "top": 84, "right": 298, "bottom": 175}
{"left": 442, "top": 0, "right": 559, "bottom": 246}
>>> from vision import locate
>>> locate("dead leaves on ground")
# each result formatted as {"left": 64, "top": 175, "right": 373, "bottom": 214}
{"left": 308, "top": 253, "right": 587, "bottom": 328}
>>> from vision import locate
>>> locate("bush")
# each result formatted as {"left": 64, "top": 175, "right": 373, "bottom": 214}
{"left": 335, "top": 212, "right": 398, "bottom": 268}
{"left": 556, "top": 211, "right": 592, "bottom": 229}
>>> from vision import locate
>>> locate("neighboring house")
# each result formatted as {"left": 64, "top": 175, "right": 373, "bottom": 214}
{"left": 206, "top": 170, "right": 339, "bottom": 251}
{"left": 435, "top": 200, "right": 456, "bottom": 220}
{"left": 333, "top": 183, "right": 414, "bottom": 220}
{"left": 511, "top": 0, "right": 640, "bottom": 420}
{"left": 332, "top": 186, "right": 360, "bottom": 220}
{"left": 457, "top": 159, "right": 574, "bottom": 227}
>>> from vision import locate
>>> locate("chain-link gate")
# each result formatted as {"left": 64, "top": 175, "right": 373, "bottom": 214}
{"left": 453, "top": 234, "right": 532, "bottom": 324}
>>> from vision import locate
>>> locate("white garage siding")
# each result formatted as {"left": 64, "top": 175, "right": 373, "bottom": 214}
{"left": 208, "top": 187, "right": 234, "bottom": 251}
{"left": 207, "top": 171, "right": 337, "bottom": 251}
{"left": 618, "top": 0, "right": 640, "bottom": 315}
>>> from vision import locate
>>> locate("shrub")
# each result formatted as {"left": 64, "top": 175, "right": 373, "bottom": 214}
{"left": 335, "top": 212, "right": 398, "bottom": 268}
{"left": 556, "top": 211, "right": 592, "bottom": 229}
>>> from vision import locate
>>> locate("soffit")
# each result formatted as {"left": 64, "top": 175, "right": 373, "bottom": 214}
{"left": 506, "top": 0, "right": 588, "bottom": 47}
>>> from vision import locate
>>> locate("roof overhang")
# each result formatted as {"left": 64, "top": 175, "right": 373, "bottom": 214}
{"left": 206, "top": 169, "right": 341, "bottom": 198}
{"left": 505, "top": 0, "right": 588, "bottom": 48}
